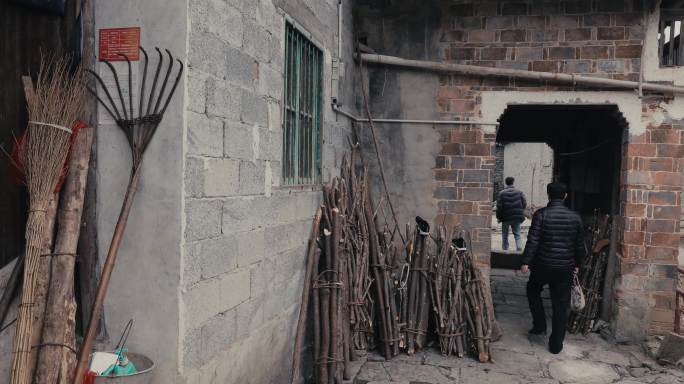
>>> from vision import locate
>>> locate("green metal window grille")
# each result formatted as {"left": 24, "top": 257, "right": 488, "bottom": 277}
{"left": 283, "top": 22, "right": 323, "bottom": 185}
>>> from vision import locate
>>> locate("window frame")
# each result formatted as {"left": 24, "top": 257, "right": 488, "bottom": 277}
{"left": 658, "top": 8, "right": 684, "bottom": 67}
{"left": 281, "top": 18, "right": 324, "bottom": 186}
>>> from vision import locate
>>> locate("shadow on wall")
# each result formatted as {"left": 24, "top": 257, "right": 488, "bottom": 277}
{"left": 360, "top": 69, "right": 441, "bottom": 229}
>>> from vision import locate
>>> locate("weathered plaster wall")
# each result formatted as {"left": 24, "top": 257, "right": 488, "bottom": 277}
{"left": 94, "top": 0, "right": 188, "bottom": 383}
{"left": 181, "top": 0, "right": 355, "bottom": 383}
{"left": 355, "top": 0, "right": 683, "bottom": 340}
{"left": 358, "top": 70, "right": 441, "bottom": 231}
{"left": 503, "top": 143, "right": 553, "bottom": 207}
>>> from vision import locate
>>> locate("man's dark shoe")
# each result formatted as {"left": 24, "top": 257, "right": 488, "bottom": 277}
{"left": 528, "top": 327, "right": 546, "bottom": 335}
{"left": 549, "top": 342, "right": 563, "bottom": 354}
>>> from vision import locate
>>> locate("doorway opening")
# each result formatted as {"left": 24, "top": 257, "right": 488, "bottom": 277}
{"left": 491, "top": 104, "right": 626, "bottom": 259}
{"left": 489, "top": 103, "right": 627, "bottom": 320}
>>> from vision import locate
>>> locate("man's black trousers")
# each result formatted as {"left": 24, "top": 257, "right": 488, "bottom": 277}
{"left": 526, "top": 266, "right": 573, "bottom": 349}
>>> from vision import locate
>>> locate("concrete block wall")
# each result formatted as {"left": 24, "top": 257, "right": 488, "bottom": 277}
{"left": 355, "top": 0, "right": 684, "bottom": 339}
{"left": 94, "top": 2, "right": 188, "bottom": 384}
{"left": 181, "top": 0, "right": 355, "bottom": 382}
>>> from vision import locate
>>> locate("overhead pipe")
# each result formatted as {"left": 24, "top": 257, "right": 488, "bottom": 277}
{"left": 359, "top": 53, "right": 684, "bottom": 95}
{"left": 337, "top": 0, "right": 343, "bottom": 59}
{"left": 331, "top": 104, "right": 499, "bottom": 126}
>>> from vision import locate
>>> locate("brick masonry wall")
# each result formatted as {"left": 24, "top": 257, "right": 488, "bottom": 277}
{"left": 182, "top": 0, "right": 354, "bottom": 382}
{"left": 615, "top": 102, "right": 684, "bottom": 337}
{"left": 356, "top": 0, "right": 683, "bottom": 339}
{"left": 493, "top": 143, "right": 505, "bottom": 199}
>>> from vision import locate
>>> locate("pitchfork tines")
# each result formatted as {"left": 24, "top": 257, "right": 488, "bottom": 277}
{"left": 86, "top": 46, "right": 183, "bottom": 167}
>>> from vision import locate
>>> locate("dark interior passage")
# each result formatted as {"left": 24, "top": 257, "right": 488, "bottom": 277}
{"left": 0, "top": 1, "right": 81, "bottom": 268}
{"left": 497, "top": 104, "right": 626, "bottom": 217}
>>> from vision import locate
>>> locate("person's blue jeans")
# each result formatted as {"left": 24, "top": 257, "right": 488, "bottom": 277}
{"left": 502, "top": 221, "right": 522, "bottom": 251}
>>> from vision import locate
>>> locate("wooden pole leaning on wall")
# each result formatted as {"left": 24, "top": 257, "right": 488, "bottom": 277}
{"left": 27, "top": 195, "right": 58, "bottom": 381}
{"left": 290, "top": 207, "right": 323, "bottom": 384}
{"left": 35, "top": 127, "right": 94, "bottom": 384}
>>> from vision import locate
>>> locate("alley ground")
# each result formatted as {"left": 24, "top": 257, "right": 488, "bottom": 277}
{"left": 491, "top": 216, "right": 531, "bottom": 253}
{"left": 347, "top": 269, "right": 684, "bottom": 384}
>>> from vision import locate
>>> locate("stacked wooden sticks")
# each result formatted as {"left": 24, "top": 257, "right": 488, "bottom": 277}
{"left": 312, "top": 179, "right": 348, "bottom": 383}
{"left": 429, "top": 228, "right": 466, "bottom": 357}
{"left": 568, "top": 213, "right": 611, "bottom": 335}
{"left": 402, "top": 217, "right": 432, "bottom": 354}
{"left": 428, "top": 229, "right": 494, "bottom": 361}
{"left": 462, "top": 250, "right": 495, "bottom": 363}
{"left": 367, "top": 194, "right": 401, "bottom": 360}
{"left": 340, "top": 155, "right": 373, "bottom": 352}
{"left": 301, "top": 149, "right": 406, "bottom": 383}
{"left": 293, "top": 149, "right": 501, "bottom": 383}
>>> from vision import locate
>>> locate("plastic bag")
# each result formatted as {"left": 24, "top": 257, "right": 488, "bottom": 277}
{"left": 570, "top": 272, "right": 585, "bottom": 312}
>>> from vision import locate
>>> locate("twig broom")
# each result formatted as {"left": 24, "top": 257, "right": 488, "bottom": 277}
{"left": 11, "top": 56, "right": 85, "bottom": 384}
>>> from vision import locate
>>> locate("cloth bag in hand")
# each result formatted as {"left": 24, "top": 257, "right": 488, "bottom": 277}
{"left": 570, "top": 272, "right": 585, "bottom": 311}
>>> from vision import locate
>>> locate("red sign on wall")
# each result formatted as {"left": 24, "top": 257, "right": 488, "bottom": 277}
{"left": 99, "top": 27, "right": 140, "bottom": 61}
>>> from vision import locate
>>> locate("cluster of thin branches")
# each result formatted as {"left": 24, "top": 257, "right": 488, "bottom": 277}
{"left": 568, "top": 212, "right": 611, "bottom": 335}
{"left": 340, "top": 154, "right": 374, "bottom": 352}
{"left": 430, "top": 228, "right": 467, "bottom": 357}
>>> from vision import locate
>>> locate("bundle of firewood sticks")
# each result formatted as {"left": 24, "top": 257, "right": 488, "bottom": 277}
{"left": 429, "top": 228, "right": 467, "bottom": 357}
{"left": 568, "top": 212, "right": 612, "bottom": 335}
{"left": 425, "top": 226, "right": 496, "bottom": 361}
{"left": 291, "top": 147, "right": 499, "bottom": 383}
{"left": 401, "top": 217, "right": 431, "bottom": 354}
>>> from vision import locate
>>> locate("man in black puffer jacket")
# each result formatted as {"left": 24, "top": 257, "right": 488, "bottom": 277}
{"left": 521, "top": 182, "right": 584, "bottom": 354}
{"left": 496, "top": 177, "right": 527, "bottom": 251}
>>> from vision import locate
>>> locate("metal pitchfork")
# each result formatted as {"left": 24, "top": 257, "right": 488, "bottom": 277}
{"left": 73, "top": 47, "right": 183, "bottom": 384}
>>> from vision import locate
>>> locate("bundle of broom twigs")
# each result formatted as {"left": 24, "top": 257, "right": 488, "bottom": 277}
{"left": 568, "top": 212, "right": 611, "bottom": 335}
{"left": 11, "top": 56, "right": 86, "bottom": 384}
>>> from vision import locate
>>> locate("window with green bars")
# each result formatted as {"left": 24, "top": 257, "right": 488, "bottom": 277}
{"left": 282, "top": 22, "right": 323, "bottom": 185}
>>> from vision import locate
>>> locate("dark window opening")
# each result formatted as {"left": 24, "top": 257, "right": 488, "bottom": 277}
{"left": 282, "top": 22, "right": 323, "bottom": 185}
{"left": 0, "top": 0, "right": 80, "bottom": 269}
{"left": 659, "top": 3, "right": 684, "bottom": 67}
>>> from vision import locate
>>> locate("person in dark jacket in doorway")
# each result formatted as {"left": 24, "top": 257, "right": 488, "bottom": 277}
{"left": 496, "top": 177, "right": 527, "bottom": 251}
{"left": 521, "top": 182, "right": 584, "bottom": 354}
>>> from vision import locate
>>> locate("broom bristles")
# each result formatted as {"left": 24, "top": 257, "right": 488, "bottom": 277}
{"left": 11, "top": 54, "right": 86, "bottom": 384}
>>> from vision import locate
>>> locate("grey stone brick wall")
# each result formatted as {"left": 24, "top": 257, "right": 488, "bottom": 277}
{"left": 181, "top": 0, "right": 355, "bottom": 382}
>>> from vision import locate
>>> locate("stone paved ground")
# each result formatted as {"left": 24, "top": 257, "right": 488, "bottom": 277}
{"left": 348, "top": 269, "right": 684, "bottom": 384}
